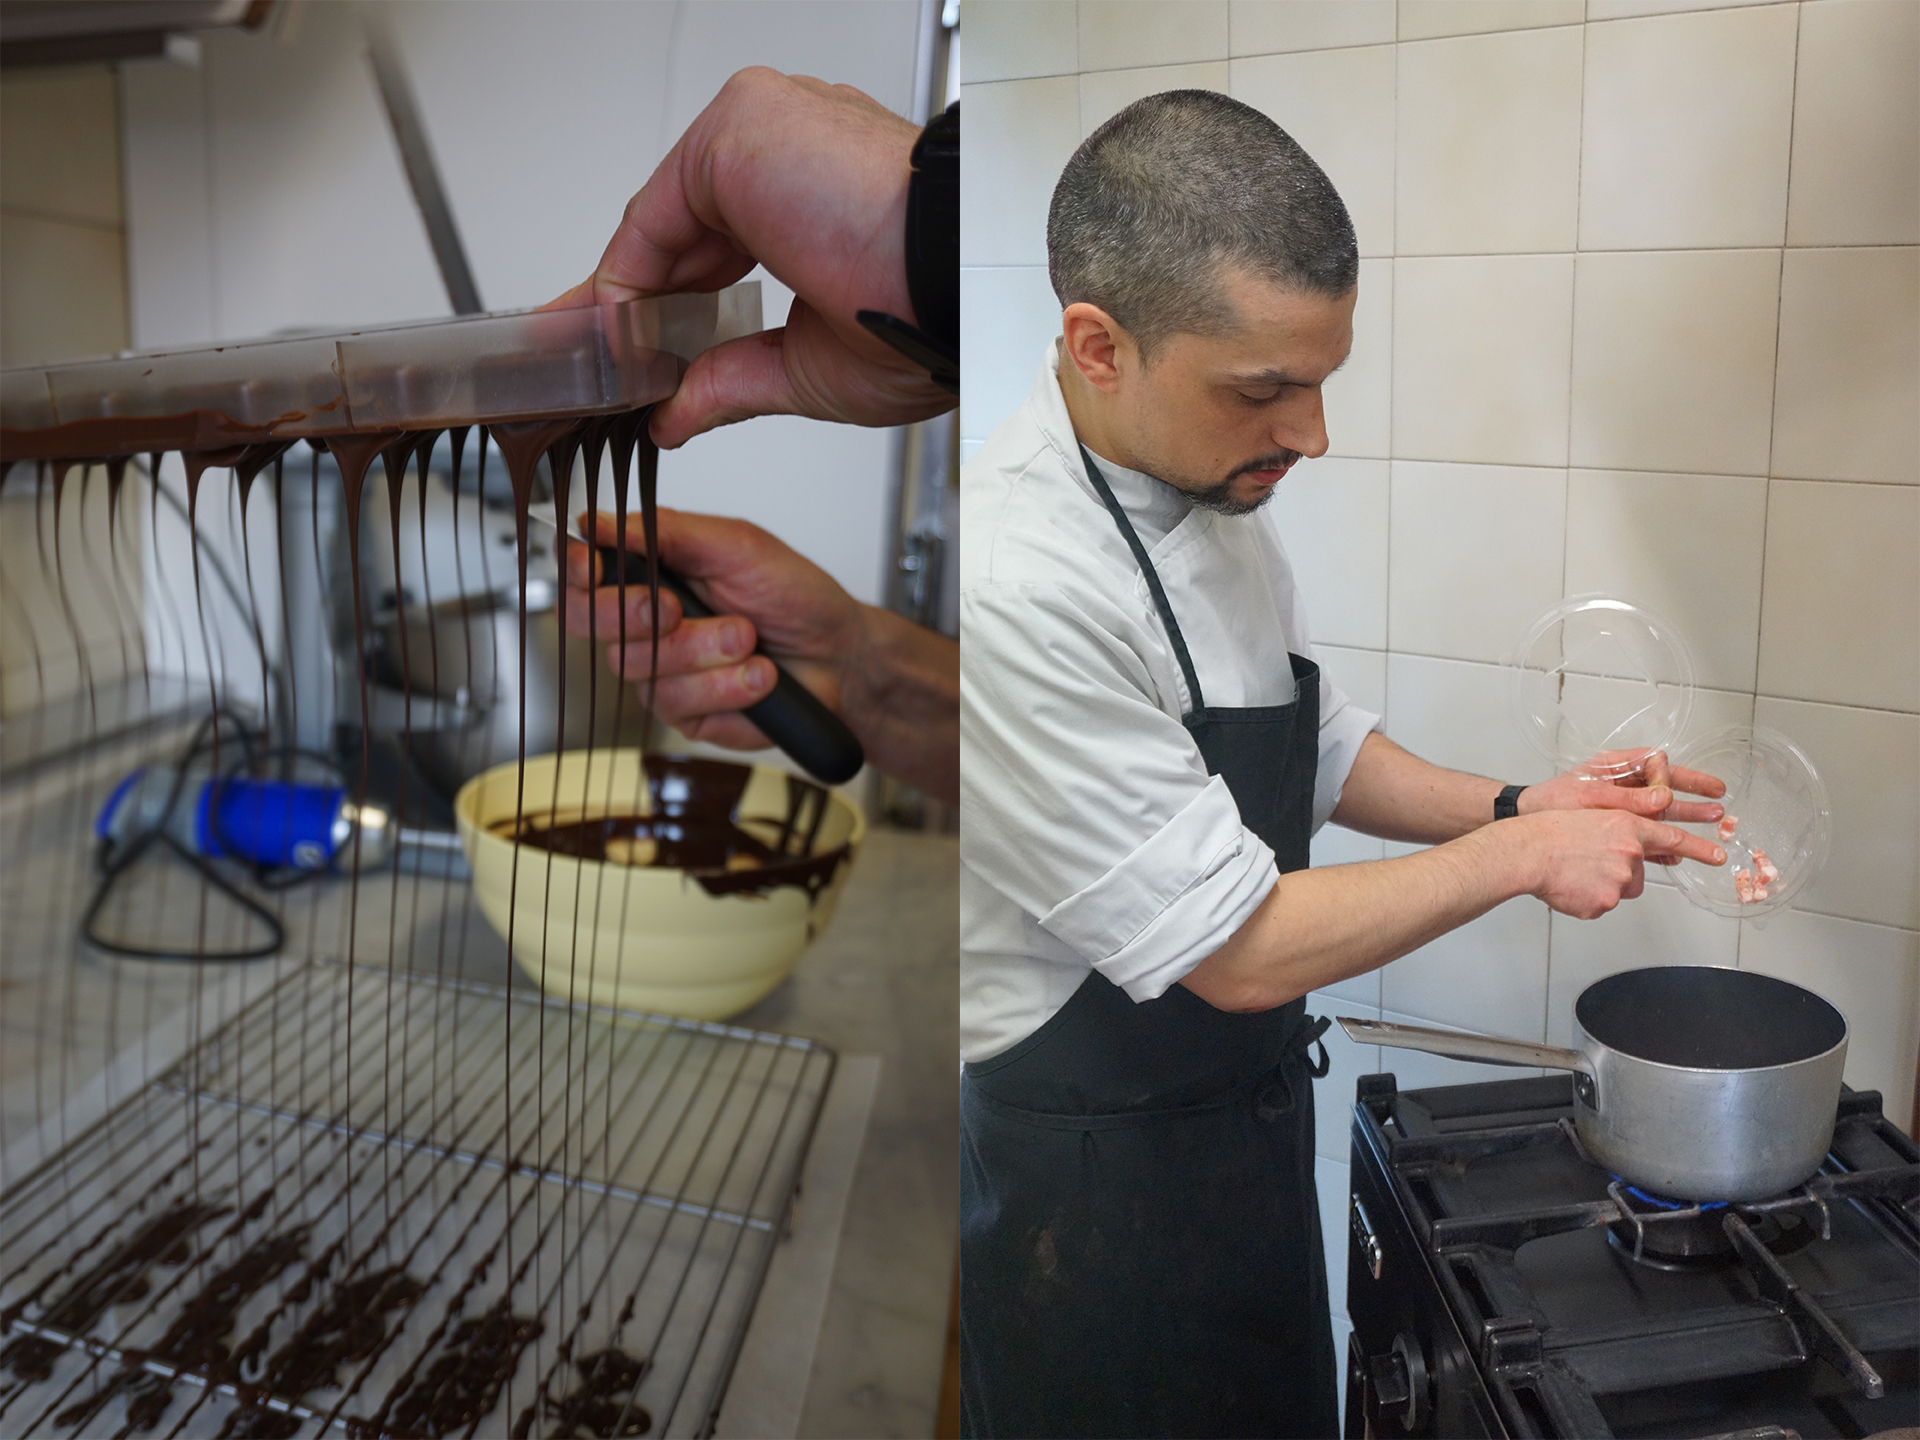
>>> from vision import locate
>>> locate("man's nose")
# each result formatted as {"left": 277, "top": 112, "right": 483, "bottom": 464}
{"left": 1275, "top": 388, "right": 1330, "bottom": 460}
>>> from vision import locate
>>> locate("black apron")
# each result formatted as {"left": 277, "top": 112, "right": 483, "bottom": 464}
{"left": 959, "top": 448, "right": 1338, "bottom": 1439}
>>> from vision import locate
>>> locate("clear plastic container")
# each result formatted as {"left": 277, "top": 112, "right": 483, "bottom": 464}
{"left": 1668, "top": 724, "right": 1831, "bottom": 921}
{"left": 1507, "top": 595, "right": 1696, "bottom": 780}
{"left": 1, "top": 285, "right": 761, "bottom": 456}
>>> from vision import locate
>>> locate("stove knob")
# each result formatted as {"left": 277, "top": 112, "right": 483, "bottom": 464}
{"left": 1351, "top": 1195, "right": 1384, "bottom": 1281}
{"left": 1364, "top": 1331, "right": 1429, "bottom": 1433}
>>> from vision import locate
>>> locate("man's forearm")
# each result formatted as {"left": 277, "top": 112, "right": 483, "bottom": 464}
{"left": 844, "top": 605, "right": 959, "bottom": 804}
{"left": 1330, "top": 731, "right": 1506, "bottom": 845}
{"left": 1180, "top": 823, "right": 1535, "bottom": 1012}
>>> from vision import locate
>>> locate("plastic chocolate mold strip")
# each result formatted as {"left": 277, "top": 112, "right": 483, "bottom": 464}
{"left": 0, "top": 284, "right": 761, "bottom": 462}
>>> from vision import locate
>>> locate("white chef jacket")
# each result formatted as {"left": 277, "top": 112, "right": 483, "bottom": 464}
{"left": 960, "top": 340, "right": 1382, "bottom": 1063}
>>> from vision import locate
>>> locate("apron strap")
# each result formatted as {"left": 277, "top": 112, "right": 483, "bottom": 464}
{"left": 1077, "top": 443, "right": 1209, "bottom": 713}
{"left": 1303, "top": 1013, "right": 1333, "bottom": 1078}
{"left": 1251, "top": 1013, "right": 1334, "bottom": 1123}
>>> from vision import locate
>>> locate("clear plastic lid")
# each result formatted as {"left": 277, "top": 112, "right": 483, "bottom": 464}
{"left": 1, "top": 285, "right": 761, "bottom": 456}
{"left": 1507, "top": 595, "right": 1696, "bottom": 780}
{"left": 1668, "top": 724, "right": 1831, "bottom": 921}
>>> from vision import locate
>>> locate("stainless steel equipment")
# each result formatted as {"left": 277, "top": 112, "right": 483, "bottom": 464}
{"left": 1341, "top": 966, "right": 1851, "bottom": 1202}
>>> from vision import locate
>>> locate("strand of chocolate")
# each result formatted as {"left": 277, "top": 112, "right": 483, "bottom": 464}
{"left": 1, "top": 406, "right": 845, "bottom": 1436}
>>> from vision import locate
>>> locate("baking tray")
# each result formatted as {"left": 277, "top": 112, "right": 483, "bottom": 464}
{"left": 0, "top": 285, "right": 761, "bottom": 460}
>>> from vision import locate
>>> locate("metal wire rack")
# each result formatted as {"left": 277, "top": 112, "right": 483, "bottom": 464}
{"left": 0, "top": 959, "right": 835, "bottom": 1439}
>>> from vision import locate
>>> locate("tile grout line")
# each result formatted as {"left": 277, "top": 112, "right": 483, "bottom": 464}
{"left": 1326, "top": 454, "right": 1918, "bottom": 488}
{"left": 1379, "top": 10, "right": 1397, "bottom": 1023}
{"left": 1354, "top": 647, "right": 1916, "bottom": 721}
{"left": 1373, "top": 243, "right": 1902, "bottom": 259}
{"left": 1543, "top": 13, "right": 1595, "bottom": 1045}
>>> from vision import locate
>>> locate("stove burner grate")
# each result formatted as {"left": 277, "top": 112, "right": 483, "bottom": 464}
{"left": 1602, "top": 1202, "right": 1817, "bottom": 1271}
{"left": 1600, "top": 1174, "right": 1832, "bottom": 1269}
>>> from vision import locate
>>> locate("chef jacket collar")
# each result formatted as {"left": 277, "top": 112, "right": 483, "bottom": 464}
{"left": 1034, "top": 338, "right": 1196, "bottom": 552}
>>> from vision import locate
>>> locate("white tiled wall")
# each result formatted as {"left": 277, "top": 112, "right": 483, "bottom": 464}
{"left": 962, "top": 0, "right": 1920, "bottom": 1345}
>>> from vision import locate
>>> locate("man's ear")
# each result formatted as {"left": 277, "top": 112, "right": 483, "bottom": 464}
{"left": 1061, "top": 303, "right": 1135, "bottom": 394}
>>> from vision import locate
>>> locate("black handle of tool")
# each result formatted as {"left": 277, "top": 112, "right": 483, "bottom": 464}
{"left": 597, "top": 545, "right": 865, "bottom": 785}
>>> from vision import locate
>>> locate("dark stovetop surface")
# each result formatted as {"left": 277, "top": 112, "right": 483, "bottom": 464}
{"left": 1352, "top": 1073, "right": 1920, "bottom": 1438}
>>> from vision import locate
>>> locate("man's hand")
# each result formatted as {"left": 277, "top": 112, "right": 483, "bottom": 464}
{"left": 1510, "top": 808, "right": 1727, "bottom": 919}
{"left": 547, "top": 68, "right": 952, "bottom": 448}
{"left": 564, "top": 508, "right": 864, "bottom": 751}
{"left": 1518, "top": 748, "right": 1727, "bottom": 831}
{"left": 563, "top": 507, "right": 959, "bottom": 802}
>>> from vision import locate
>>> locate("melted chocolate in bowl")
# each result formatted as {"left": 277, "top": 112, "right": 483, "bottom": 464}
{"left": 487, "top": 754, "right": 850, "bottom": 900}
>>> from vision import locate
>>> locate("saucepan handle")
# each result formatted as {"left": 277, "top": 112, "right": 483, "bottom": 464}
{"left": 1337, "top": 1016, "right": 1598, "bottom": 1106}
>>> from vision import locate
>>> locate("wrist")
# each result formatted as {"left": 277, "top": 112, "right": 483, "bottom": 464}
{"left": 839, "top": 604, "right": 960, "bottom": 802}
{"left": 1494, "top": 783, "right": 1527, "bottom": 821}
{"left": 1459, "top": 813, "right": 1548, "bottom": 905}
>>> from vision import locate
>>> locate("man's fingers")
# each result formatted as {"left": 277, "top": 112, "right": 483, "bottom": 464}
{"left": 649, "top": 330, "right": 801, "bottom": 448}
{"left": 582, "top": 505, "right": 778, "bottom": 594}
{"left": 1661, "top": 798, "right": 1726, "bottom": 824}
{"left": 1642, "top": 822, "right": 1726, "bottom": 867}
{"left": 605, "top": 615, "right": 759, "bottom": 682}
{"left": 543, "top": 276, "right": 600, "bottom": 312}
{"left": 562, "top": 583, "right": 683, "bottom": 641}
{"left": 1668, "top": 762, "right": 1728, "bottom": 799}
{"left": 613, "top": 654, "right": 778, "bottom": 719}
{"left": 1639, "top": 748, "right": 1672, "bottom": 791}
{"left": 1582, "top": 782, "right": 1675, "bottom": 816}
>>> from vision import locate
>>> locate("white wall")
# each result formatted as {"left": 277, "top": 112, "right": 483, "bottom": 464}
{"left": 0, "top": 67, "right": 145, "bottom": 716}
{"left": 118, "top": 0, "right": 934, "bottom": 657}
{"left": 961, "top": 0, "right": 1920, "bottom": 1382}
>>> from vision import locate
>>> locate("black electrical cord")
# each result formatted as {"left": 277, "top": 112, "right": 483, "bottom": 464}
{"left": 80, "top": 711, "right": 350, "bottom": 961}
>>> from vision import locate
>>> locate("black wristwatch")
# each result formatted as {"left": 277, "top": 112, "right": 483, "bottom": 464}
{"left": 857, "top": 100, "right": 958, "bottom": 394}
{"left": 1494, "top": 784, "right": 1526, "bottom": 821}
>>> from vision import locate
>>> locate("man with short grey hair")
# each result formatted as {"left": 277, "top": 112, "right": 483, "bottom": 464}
{"left": 959, "top": 90, "right": 1728, "bottom": 1437}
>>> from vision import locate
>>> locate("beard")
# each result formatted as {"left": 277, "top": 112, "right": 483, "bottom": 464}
{"left": 1173, "top": 449, "right": 1304, "bottom": 517}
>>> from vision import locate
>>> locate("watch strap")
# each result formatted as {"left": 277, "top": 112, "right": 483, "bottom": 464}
{"left": 1494, "top": 784, "right": 1526, "bottom": 820}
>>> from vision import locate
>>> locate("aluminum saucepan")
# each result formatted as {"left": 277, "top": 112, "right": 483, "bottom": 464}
{"left": 1340, "top": 966, "right": 1848, "bottom": 1202}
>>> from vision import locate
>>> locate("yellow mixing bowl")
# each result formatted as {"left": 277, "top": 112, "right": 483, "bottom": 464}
{"left": 454, "top": 750, "right": 864, "bottom": 1020}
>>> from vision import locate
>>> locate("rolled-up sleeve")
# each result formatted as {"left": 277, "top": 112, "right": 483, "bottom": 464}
{"left": 1312, "top": 672, "right": 1382, "bottom": 833}
{"left": 960, "top": 582, "right": 1279, "bottom": 1001}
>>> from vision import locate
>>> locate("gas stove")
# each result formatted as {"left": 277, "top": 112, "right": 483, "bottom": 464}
{"left": 1344, "top": 1073, "right": 1920, "bottom": 1439}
